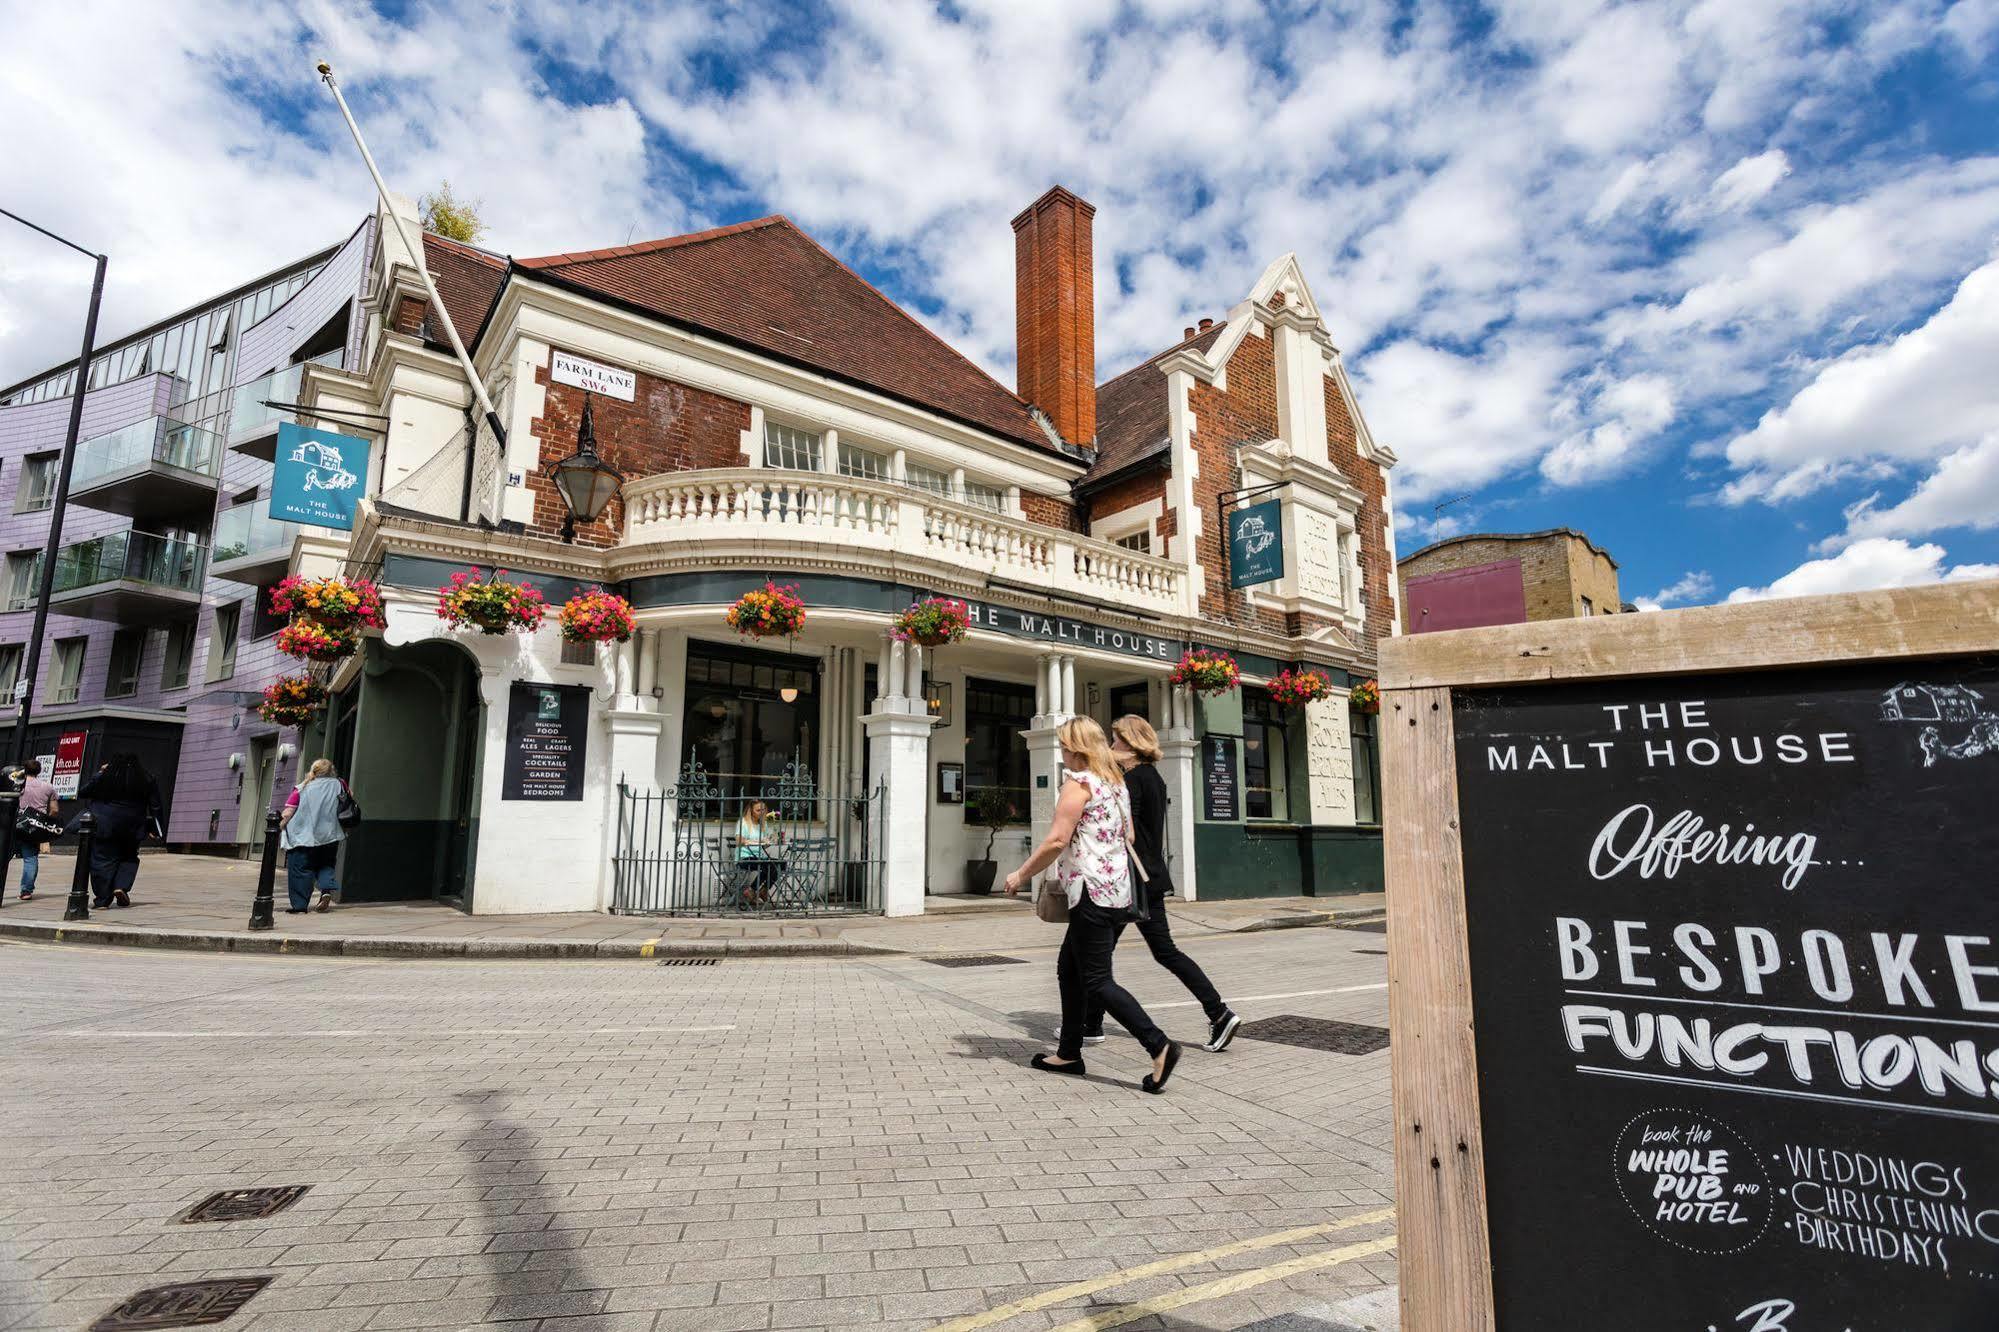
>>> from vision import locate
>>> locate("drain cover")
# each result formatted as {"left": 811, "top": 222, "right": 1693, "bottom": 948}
{"left": 1336, "top": 919, "right": 1386, "bottom": 934}
{"left": 923, "top": 953, "right": 1029, "bottom": 968}
{"left": 180, "top": 1186, "right": 309, "bottom": 1224}
{"left": 658, "top": 958, "right": 719, "bottom": 967}
{"left": 1240, "top": 1015, "right": 1391, "bottom": 1055}
{"left": 90, "top": 1276, "right": 273, "bottom": 1330}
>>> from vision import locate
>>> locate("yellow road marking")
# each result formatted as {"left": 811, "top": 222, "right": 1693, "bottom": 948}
{"left": 639, "top": 936, "right": 661, "bottom": 958}
{"left": 1043, "top": 1233, "right": 1398, "bottom": 1332}
{"left": 926, "top": 1207, "right": 1394, "bottom": 1332}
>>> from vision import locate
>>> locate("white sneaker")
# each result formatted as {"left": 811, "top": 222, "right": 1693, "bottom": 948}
{"left": 1054, "top": 1030, "right": 1108, "bottom": 1045}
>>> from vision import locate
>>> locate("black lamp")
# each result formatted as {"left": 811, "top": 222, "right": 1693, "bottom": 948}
{"left": 551, "top": 393, "right": 623, "bottom": 541}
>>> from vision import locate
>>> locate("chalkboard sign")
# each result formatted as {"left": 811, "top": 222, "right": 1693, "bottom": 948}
{"left": 1202, "top": 735, "right": 1238, "bottom": 821}
{"left": 501, "top": 683, "right": 590, "bottom": 801}
{"left": 1451, "top": 658, "right": 1999, "bottom": 1330}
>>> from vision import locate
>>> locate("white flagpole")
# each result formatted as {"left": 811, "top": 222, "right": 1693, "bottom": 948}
{"left": 315, "top": 60, "right": 507, "bottom": 449}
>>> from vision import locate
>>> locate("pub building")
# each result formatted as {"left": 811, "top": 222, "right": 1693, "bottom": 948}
{"left": 288, "top": 186, "right": 1398, "bottom": 915}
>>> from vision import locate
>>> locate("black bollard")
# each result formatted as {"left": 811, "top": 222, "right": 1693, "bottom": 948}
{"left": 247, "top": 808, "right": 280, "bottom": 931}
{"left": 0, "top": 786, "right": 18, "bottom": 905}
{"left": 61, "top": 811, "right": 95, "bottom": 922}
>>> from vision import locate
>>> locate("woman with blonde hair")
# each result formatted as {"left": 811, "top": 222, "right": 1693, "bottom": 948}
{"left": 1084, "top": 715, "right": 1240, "bottom": 1052}
{"left": 1005, "top": 716, "right": 1181, "bottom": 1092}
{"left": 279, "top": 757, "right": 351, "bottom": 913}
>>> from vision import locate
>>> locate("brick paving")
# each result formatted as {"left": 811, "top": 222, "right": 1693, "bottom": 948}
{"left": 0, "top": 925, "right": 1396, "bottom": 1330}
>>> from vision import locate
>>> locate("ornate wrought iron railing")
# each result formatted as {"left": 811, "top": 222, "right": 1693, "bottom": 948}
{"left": 612, "top": 760, "right": 885, "bottom": 916}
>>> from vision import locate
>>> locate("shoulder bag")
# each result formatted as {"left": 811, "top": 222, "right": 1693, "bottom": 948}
{"left": 1122, "top": 793, "right": 1152, "bottom": 923}
{"left": 1034, "top": 875, "right": 1070, "bottom": 924}
{"left": 336, "top": 781, "right": 363, "bottom": 830}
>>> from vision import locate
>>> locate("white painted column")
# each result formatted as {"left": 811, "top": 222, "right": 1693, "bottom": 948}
{"left": 614, "top": 635, "right": 638, "bottom": 706}
{"left": 886, "top": 637, "right": 907, "bottom": 710}
{"left": 903, "top": 643, "right": 925, "bottom": 716}
{"left": 1159, "top": 682, "right": 1198, "bottom": 900}
{"left": 1059, "top": 656, "right": 1076, "bottom": 716}
{"left": 876, "top": 634, "right": 893, "bottom": 707}
{"left": 865, "top": 706, "right": 933, "bottom": 916}
{"left": 1024, "top": 651, "right": 1074, "bottom": 852}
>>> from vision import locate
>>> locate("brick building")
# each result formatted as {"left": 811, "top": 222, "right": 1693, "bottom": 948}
{"left": 276, "top": 185, "right": 1399, "bottom": 914}
{"left": 1398, "top": 528, "right": 1623, "bottom": 634}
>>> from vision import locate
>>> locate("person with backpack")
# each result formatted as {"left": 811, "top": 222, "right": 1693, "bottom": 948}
{"left": 279, "top": 758, "right": 357, "bottom": 913}
{"left": 10, "top": 759, "right": 60, "bottom": 902}
{"left": 77, "top": 752, "right": 166, "bottom": 909}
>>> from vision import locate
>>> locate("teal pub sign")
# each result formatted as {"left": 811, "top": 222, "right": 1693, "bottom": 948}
{"left": 1227, "top": 497, "right": 1284, "bottom": 588}
{"left": 270, "top": 422, "right": 370, "bottom": 531}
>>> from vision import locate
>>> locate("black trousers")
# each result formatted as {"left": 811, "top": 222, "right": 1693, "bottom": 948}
{"left": 1057, "top": 898, "right": 1167, "bottom": 1061}
{"left": 89, "top": 844, "right": 139, "bottom": 906}
{"left": 1085, "top": 887, "right": 1225, "bottom": 1032}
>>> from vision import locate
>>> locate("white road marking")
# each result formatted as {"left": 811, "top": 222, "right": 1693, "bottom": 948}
{"left": 1152, "top": 982, "right": 1387, "bottom": 1010}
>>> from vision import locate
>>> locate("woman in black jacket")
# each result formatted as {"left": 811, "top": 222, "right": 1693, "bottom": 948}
{"left": 1083, "top": 715, "right": 1241, "bottom": 1052}
{"left": 76, "top": 752, "right": 164, "bottom": 909}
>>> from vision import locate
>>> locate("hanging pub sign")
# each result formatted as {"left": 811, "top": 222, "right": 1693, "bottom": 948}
{"left": 501, "top": 683, "right": 590, "bottom": 801}
{"left": 1227, "top": 497, "right": 1284, "bottom": 588}
{"left": 1202, "top": 734, "right": 1238, "bottom": 821}
{"left": 269, "top": 423, "right": 370, "bottom": 531}
{"left": 1379, "top": 580, "right": 1999, "bottom": 1332}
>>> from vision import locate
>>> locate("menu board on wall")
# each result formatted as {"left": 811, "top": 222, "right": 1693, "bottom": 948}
{"left": 1202, "top": 735, "right": 1238, "bottom": 821}
{"left": 1451, "top": 659, "right": 1999, "bottom": 1330}
{"left": 501, "top": 683, "right": 589, "bottom": 801}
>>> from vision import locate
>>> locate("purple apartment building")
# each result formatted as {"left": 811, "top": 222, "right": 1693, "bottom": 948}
{"left": 0, "top": 219, "right": 373, "bottom": 852}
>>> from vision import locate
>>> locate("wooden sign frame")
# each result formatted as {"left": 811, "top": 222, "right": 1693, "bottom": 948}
{"left": 1378, "top": 579, "right": 1999, "bottom": 1331}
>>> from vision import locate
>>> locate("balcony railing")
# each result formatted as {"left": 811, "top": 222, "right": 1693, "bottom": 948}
{"left": 227, "top": 351, "right": 343, "bottom": 455}
{"left": 211, "top": 504, "right": 300, "bottom": 572}
{"left": 623, "top": 469, "right": 1187, "bottom": 616}
{"left": 71, "top": 415, "right": 222, "bottom": 490}
{"left": 53, "top": 529, "right": 207, "bottom": 596}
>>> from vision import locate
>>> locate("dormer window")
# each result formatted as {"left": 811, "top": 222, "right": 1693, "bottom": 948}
{"left": 764, "top": 421, "right": 822, "bottom": 472}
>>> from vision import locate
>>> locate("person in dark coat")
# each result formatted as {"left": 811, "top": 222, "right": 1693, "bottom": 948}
{"left": 76, "top": 752, "right": 164, "bottom": 908}
{"left": 1083, "top": 715, "right": 1242, "bottom": 1053}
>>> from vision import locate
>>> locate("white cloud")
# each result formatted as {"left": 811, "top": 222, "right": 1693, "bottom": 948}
{"left": 1725, "top": 538, "right": 1999, "bottom": 602}
{"left": 1838, "top": 434, "right": 1999, "bottom": 543}
{"left": 1634, "top": 570, "right": 1715, "bottom": 610}
{"left": 1721, "top": 255, "right": 1999, "bottom": 504}
{"left": 1710, "top": 149, "right": 1791, "bottom": 211}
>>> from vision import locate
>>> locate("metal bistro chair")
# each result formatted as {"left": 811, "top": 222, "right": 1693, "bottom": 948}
{"left": 704, "top": 832, "right": 761, "bottom": 912}
{"left": 770, "top": 834, "right": 834, "bottom": 912}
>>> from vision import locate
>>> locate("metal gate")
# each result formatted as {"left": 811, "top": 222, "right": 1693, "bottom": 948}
{"left": 612, "top": 761, "right": 885, "bottom": 916}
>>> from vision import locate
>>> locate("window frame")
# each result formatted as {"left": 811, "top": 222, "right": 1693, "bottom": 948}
{"left": 1241, "top": 688, "right": 1292, "bottom": 822}
{"left": 205, "top": 602, "right": 242, "bottom": 683}
{"left": 762, "top": 421, "right": 823, "bottom": 473}
{"left": 105, "top": 628, "right": 145, "bottom": 699}
{"left": 963, "top": 676, "right": 1036, "bottom": 825}
{"left": 0, "top": 643, "right": 22, "bottom": 704}
{"left": 904, "top": 462, "right": 950, "bottom": 497}
{"left": 14, "top": 453, "right": 58, "bottom": 514}
{"left": 1114, "top": 530, "right": 1152, "bottom": 554}
{"left": 1350, "top": 707, "right": 1380, "bottom": 826}
{"left": 2, "top": 550, "right": 43, "bottom": 611}
{"left": 836, "top": 441, "right": 890, "bottom": 482}
{"left": 161, "top": 622, "right": 194, "bottom": 692}
{"left": 49, "top": 636, "right": 87, "bottom": 705}
{"left": 678, "top": 638, "right": 823, "bottom": 798}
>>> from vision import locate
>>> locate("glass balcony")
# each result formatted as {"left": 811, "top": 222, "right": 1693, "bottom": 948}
{"left": 67, "top": 415, "right": 222, "bottom": 520}
{"left": 49, "top": 528, "right": 207, "bottom": 624}
{"left": 227, "top": 351, "right": 343, "bottom": 460}
{"left": 210, "top": 504, "right": 300, "bottom": 583}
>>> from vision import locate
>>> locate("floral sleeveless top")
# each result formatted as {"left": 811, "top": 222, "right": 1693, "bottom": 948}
{"left": 1055, "top": 770, "right": 1133, "bottom": 910}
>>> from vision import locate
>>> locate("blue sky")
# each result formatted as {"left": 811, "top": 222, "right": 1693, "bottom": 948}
{"left": 2, "top": 0, "right": 1996, "bottom": 606}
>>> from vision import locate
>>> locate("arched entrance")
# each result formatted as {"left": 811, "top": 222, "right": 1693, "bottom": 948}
{"left": 333, "top": 638, "right": 484, "bottom": 906}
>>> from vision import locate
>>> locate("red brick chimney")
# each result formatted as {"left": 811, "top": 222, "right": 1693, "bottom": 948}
{"left": 1012, "top": 186, "right": 1096, "bottom": 447}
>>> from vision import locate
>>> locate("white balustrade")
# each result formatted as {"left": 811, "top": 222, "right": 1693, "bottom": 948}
{"left": 622, "top": 468, "right": 1185, "bottom": 616}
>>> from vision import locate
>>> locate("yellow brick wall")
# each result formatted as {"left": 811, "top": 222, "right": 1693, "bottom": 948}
{"left": 1398, "top": 531, "right": 1621, "bottom": 629}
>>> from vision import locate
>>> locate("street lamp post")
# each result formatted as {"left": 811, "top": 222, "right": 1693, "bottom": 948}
{"left": 0, "top": 208, "right": 107, "bottom": 904}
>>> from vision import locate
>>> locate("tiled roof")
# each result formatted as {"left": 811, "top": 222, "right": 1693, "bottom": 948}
{"left": 515, "top": 218, "right": 1058, "bottom": 455}
{"left": 1083, "top": 324, "right": 1226, "bottom": 484}
{"left": 412, "top": 233, "right": 509, "bottom": 344}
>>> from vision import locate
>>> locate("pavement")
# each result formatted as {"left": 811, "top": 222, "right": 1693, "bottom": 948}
{"left": 0, "top": 923, "right": 1399, "bottom": 1331}
{"left": 0, "top": 854, "right": 1385, "bottom": 960}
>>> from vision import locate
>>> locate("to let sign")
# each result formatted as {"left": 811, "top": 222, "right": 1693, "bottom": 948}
{"left": 551, "top": 350, "right": 636, "bottom": 402}
{"left": 501, "top": 684, "right": 589, "bottom": 801}
{"left": 1227, "top": 498, "right": 1284, "bottom": 588}
{"left": 270, "top": 423, "right": 369, "bottom": 531}
{"left": 51, "top": 731, "right": 86, "bottom": 799}
{"left": 1202, "top": 735, "right": 1238, "bottom": 821}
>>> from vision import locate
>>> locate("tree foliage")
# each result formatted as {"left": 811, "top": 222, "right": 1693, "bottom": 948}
{"left": 418, "top": 181, "right": 485, "bottom": 244}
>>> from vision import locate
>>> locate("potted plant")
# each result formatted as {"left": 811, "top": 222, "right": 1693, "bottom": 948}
{"left": 559, "top": 588, "right": 636, "bottom": 644}
{"left": 1269, "top": 668, "right": 1334, "bottom": 709}
{"left": 437, "top": 567, "right": 547, "bottom": 635}
{"left": 1350, "top": 677, "right": 1381, "bottom": 715}
{"left": 964, "top": 787, "right": 1015, "bottom": 895}
{"left": 892, "top": 596, "right": 971, "bottom": 648}
{"left": 1170, "top": 648, "right": 1241, "bottom": 697}
{"left": 726, "top": 580, "right": 806, "bottom": 640}
{"left": 269, "top": 575, "right": 384, "bottom": 631}
{"left": 275, "top": 618, "right": 358, "bottom": 662}
{"left": 259, "top": 676, "right": 327, "bottom": 728}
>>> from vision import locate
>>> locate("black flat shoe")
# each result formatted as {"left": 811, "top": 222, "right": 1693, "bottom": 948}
{"left": 1030, "top": 1053, "right": 1087, "bottom": 1077}
{"left": 1141, "top": 1041, "right": 1182, "bottom": 1094}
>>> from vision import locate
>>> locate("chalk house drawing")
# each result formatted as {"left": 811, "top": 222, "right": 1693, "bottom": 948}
{"left": 289, "top": 437, "right": 359, "bottom": 494}
{"left": 1879, "top": 683, "right": 1996, "bottom": 766}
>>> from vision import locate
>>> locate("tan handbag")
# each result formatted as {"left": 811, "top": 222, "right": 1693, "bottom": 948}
{"left": 1035, "top": 877, "right": 1070, "bottom": 924}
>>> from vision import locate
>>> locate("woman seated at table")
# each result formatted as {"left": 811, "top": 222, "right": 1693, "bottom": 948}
{"left": 733, "top": 799, "right": 784, "bottom": 906}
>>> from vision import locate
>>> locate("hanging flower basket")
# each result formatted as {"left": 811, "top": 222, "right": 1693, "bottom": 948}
{"left": 1350, "top": 677, "right": 1381, "bottom": 715}
{"left": 269, "top": 575, "right": 384, "bottom": 631}
{"left": 559, "top": 588, "right": 636, "bottom": 644}
{"left": 726, "top": 581, "right": 806, "bottom": 640}
{"left": 1269, "top": 668, "right": 1334, "bottom": 709}
{"left": 892, "top": 597, "right": 970, "bottom": 648}
{"left": 276, "top": 618, "right": 358, "bottom": 662}
{"left": 259, "top": 676, "right": 327, "bottom": 728}
{"left": 1169, "top": 648, "right": 1240, "bottom": 697}
{"left": 437, "top": 568, "right": 546, "bottom": 635}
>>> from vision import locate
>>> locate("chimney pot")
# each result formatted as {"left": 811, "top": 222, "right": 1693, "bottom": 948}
{"left": 1012, "top": 186, "right": 1097, "bottom": 447}
{"left": 1198, "top": 317, "right": 1214, "bottom": 332}
{"left": 1182, "top": 326, "right": 1196, "bottom": 341}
